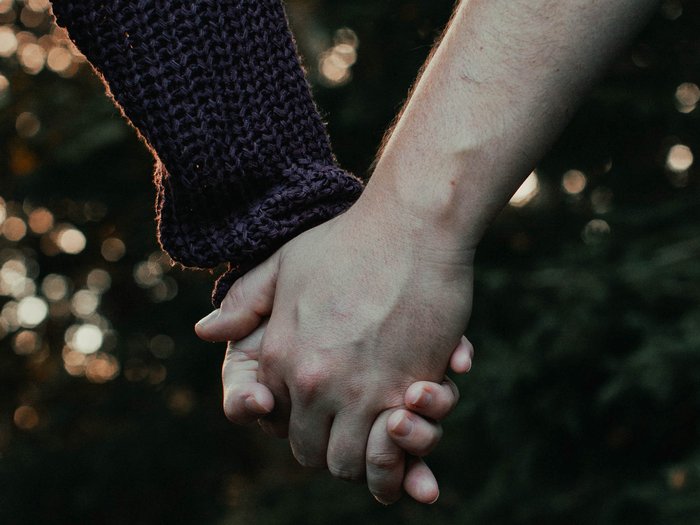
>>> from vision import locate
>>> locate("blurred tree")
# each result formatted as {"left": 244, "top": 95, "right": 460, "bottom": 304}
{"left": 0, "top": 0, "right": 698, "bottom": 524}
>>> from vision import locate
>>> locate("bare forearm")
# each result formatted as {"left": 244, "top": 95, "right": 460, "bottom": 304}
{"left": 360, "top": 0, "right": 659, "bottom": 251}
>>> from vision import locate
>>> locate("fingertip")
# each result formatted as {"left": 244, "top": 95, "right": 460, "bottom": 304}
{"left": 387, "top": 410, "right": 414, "bottom": 438}
{"left": 404, "top": 458, "right": 440, "bottom": 504}
{"left": 406, "top": 383, "right": 432, "bottom": 409}
{"left": 195, "top": 309, "right": 223, "bottom": 341}
{"left": 244, "top": 395, "right": 271, "bottom": 415}
{"left": 373, "top": 493, "right": 401, "bottom": 506}
{"left": 449, "top": 345, "right": 472, "bottom": 374}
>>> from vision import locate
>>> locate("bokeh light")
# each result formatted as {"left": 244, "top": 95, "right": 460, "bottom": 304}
{"left": 0, "top": 0, "right": 15, "bottom": 15}
{"left": 86, "top": 268, "right": 111, "bottom": 293}
{"left": 70, "top": 289, "right": 99, "bottom": 317}
{"left": 12, "top": 329, "right": 40, "bottom": 355}
{"left": 509, "top": 171, "right": 540, "bottom": 207}
{"left": 55, "top": 226, "right": 86, "bottom": 254}
{"left": 582, "top": 218, "right": 611, "bottom": 244}
{"left": 18, "top": 41, "right": 46, "bottom": 74}
{"left": 66, "top": 323, "right": 103, "bottom": 354}
{"left": 318, "top": 28, "right": 359, "bottom": 87}
{"left": 101, "top": 237, "right": 125, "bottom": 262}
{"left": 41, "top": 273, "right": 69, "bottom": 301}
{"left": 15, "top": 111, "right": 40, "bottom": 138}
{"left": 2, "top": 216, "right": 27, "bottom": 241}
{"left": 85, "top": 352, "right": 120, "bottom": 383}
{"left": 13, "top": 405, "right": 39, "bottom": 430}
{"left": 666, "top": 144, "right": 694, "bottom": 172}
{"left": 562, "top": 169, "right": 588, "bottom": 195}
{"left": 0, "top": 26, "right": 18, "bottom": 57}
{"left": 27, "top": 207, "right": 53, "bottom": 234}
{"left": 16, "top": 295, "right": 48, "bottom": 327}
{"left": 675, "top": 82, "right": 700, "bottom": 113}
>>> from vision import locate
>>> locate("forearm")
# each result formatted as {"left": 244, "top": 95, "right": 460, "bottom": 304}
{"left": 361, "top": 0, "right": 658, "bottom": 251}
{"left": 50, "top": 0, "right": 362, "bottom": 306}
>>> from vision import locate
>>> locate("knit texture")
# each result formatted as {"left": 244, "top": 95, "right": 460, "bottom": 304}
{"left": 51, "top": 0, "right": 364, "bottom": 306}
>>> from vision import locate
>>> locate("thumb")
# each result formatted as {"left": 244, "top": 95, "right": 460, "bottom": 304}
{"left": 195, "top": 251, "right": 280, "bottom": 342}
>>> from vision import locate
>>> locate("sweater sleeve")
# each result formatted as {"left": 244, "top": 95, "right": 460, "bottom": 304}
{"left": 50, "top": 0, "right": 364, "bottom": 306}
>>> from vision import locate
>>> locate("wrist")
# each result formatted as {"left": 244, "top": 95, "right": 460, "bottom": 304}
{"left": 348, "top": 174, "right": 477, "bottom": 268}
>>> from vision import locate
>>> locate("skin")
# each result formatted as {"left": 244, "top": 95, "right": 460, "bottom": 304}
{"left": 217, "top": 319, "right": 473, "bottom": 504}
{"left": 198, "top": 0, "right": 660, "bottom": 504}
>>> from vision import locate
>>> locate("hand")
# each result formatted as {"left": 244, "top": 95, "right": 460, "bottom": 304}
{"left": 216, "top": 321, "right": 473, "bottom": 504}
{"left": 197, "top": 193, "right": 474, "bottom": 492}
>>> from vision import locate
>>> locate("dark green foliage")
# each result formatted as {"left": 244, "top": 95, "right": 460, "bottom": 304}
{"left": 0, "top": 1, "right": 698, "bottom": 523}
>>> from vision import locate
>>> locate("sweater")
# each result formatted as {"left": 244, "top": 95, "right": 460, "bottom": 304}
{"left": 50, "top": 0, "right": 364, "bottom": 306}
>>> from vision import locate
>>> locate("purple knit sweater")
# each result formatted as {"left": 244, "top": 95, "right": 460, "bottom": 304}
{"left": 50, "top": 0, "right": 363, "bottom": 306}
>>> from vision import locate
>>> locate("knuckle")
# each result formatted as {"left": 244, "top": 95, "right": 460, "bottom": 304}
{"left": 259, "top": 349, "right": 277, "bottom": 372}
{"left": 293, "top": 364, "right": 328, "bottom": 404}
{"left": 221, "top": 278, "right": 246, "bottom": 311}
{"left": 328, "top": 462, "right": 364, "bottom": 482}
{"left": 366, "top": 450, "right": 402, "bottom": 471}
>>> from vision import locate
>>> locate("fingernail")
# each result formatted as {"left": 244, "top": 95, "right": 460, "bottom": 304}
{"left": 196, "top": 308, "right": 220, "bottom": 329}
{"left": 373, "top": 494, "right": 392, "bottom": 506}
{"left": 245, "top": 395, "right": 268, "bottom": 414}
{"left": 409, "top": 390, "right": 432, "bottom": 408}
{"left": 389, "top": 413, "right": 413, "bottom": 437}
{"left": 427, "top": 488, "right": 440, "bottom": 505}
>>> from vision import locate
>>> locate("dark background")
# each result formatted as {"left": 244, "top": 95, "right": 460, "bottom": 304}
{"left": 0, "top": 0, "right": 699, "bottom": 523}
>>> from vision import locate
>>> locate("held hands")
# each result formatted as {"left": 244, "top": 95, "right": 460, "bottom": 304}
{"left": 210, "top": 320, "right": 473, "bottom": 503}
{"left": 197, "top": 194, "right": 475, "bottom": 503}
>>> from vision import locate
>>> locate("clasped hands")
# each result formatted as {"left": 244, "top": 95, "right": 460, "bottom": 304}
{"left": 196, "top": 193, "right": 475, "bottom": 504}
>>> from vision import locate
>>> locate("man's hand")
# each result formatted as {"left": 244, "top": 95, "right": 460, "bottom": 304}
{"left": 212, "top": 321, "right": 473, "bottom": 504}
{"left": 197, "top": 193, "right": 475, "bottom": 492}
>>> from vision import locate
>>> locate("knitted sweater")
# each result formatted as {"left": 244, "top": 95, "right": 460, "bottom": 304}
{"left": 50, "top": 0, "right": 364, "bottom": 306}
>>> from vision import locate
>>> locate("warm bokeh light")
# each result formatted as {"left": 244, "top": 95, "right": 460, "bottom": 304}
{"left": 55, "top": 226, "right": 87, "bottom": 254}
{"left": 18, "top": 41, "right": 46, "bottom": 74}
{"left": 133, "top": 260, "right": 162, "bottom": 288}
{"left": 0, "top": 74, "right": 8, "bottom": 99}
{"left": 28, "top": 207, "right": 54, "bottom": 234}
{"left": 46, "top": 45, "right": 72, "bottom": 73}
{"left": 0, "top": 0, "right": 15, "bottom": 15}
{"left": 149, "top": 276, "right": 178, "bottom": 302}
{"left": 13, "top": 405, "right": 39, "bottom": 430}
{"left": 0, "top": 26, "right": 18, "bottom": 57}
{"left": 2, "top": 216, "right": 27, "bottom": 241}
{"left": 666, "top": 144, "right": 694, "bottom": 173}
{"left": 150, "top": 334, "right": 175, "bottom": 359}
{"left": 101, "top": 237, "right": 126, "bottom": 262}
{"left": 167, "top": 388, "right": 195, "bottom": 416}
{"left": 509, "top": 171, "right": 540, "bottom": 207}
{"left": 26, "top": 0, "right": 50, "bottom": 11}
{"left": 67, "top": 323, "right": 103, "bottom": 354}
{"left": 562, "top": 169, "right": 587, "bottom": 195}
{"left": 17, "top": 295, "right": 48, "bottom": 327}
{"left": 13, "top": 329, "right": 40, "bottom": 355}
{"left": 85, "top": 352, "right": 120, "bottom": 383}
{"left": 41, "top": 273, "right": 69, "bottom": 301}
{"left": 318, "top": 28, "right": 359, "bottom": 88}
{"left": 675, "top": 82, "right": 700, "bottom": 113}
{"left": 15, "top": 111, "right": 41, "bottom": 138}
{"left": 71, "top": 289, "right": 99, "bottom": 317}
{"left": 86, "top": 268, "right": 111, "bottom": 293}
